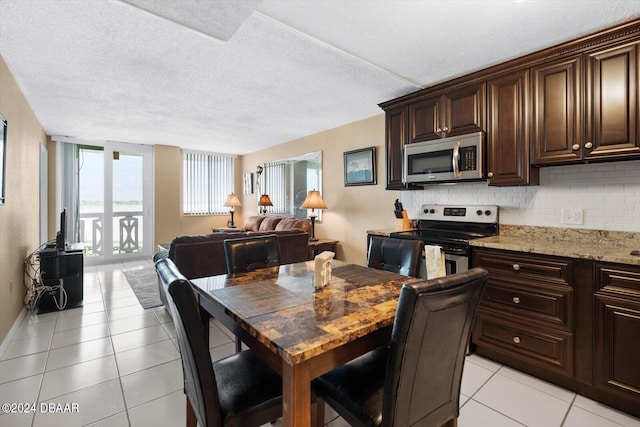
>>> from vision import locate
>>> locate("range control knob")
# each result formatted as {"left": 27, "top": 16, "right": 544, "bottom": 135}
{"left": 484, "top": 210, "right": 492, "bottom": 216}
{"left": 430, "top": 209, "right": 435, "bottom": 214}
{"left": 476, "top": 210, "right": 483, "bottom": 216}
{"left": 423, "top": 208, "right": 429, "bottom": 214}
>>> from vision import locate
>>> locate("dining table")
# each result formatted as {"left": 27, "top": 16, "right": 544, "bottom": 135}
{"left": 190, "top": 259, "right": 421, "bottom": 427}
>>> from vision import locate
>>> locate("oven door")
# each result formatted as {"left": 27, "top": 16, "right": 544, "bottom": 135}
{"left": 418, "top": 245, "right": 469, "bottom": 279}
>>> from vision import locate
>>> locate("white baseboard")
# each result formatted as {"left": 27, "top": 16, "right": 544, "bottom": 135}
{"left": 0, "top": 307, "right": 28, "bottom": 360}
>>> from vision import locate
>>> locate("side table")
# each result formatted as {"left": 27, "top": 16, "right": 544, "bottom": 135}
{"left": 308, "top": 239, "right": 339, "bottom": 260}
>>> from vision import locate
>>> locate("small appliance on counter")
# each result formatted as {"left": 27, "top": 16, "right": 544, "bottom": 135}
{"left": 393, "top": 199, "right": 411, "bottom": 230}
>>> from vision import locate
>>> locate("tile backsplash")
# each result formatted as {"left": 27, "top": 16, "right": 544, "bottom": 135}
{"left": 400, "top": 160, "right": 640, "bottom": 232}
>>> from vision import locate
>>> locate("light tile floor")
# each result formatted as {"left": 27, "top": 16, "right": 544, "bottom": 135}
{"left": 1, "top": 259, "right": 639, "bottom": 427}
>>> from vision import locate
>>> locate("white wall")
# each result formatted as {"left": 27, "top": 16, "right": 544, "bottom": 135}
{"left": 401, "top": 160, "right": 640, "bottom": 232}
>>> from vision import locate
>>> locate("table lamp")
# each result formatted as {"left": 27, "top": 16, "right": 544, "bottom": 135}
{"left": 301, "top": 189, "right": 327, "bottom": 241}
{"left": 258, "top": 194, "right": 273, "bottom": 215}
{"left": 224, "top": 193, "right": 242, "bottom": 227}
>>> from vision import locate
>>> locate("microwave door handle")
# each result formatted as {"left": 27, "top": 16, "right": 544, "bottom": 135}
{"left": 452, "top": 141, "right": 461, "bottom": 178}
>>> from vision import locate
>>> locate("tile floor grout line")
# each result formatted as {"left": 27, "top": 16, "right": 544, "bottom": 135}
{"left": 560, "top": 393, "right": 578, "bottom": 427}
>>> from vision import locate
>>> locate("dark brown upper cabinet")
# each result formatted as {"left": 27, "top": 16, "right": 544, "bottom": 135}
{"left": 531, "top": 56, "right": 583, "bottom": 164}
{"left": 533, "top": 41, "right": 640, "bottom": 165}
{"left": 585, "top": 41, "right": 640, "bottom": 160}
{"left": 384, "top": 105, "right": 412, "bottom": 190}
{"left": 409, "top": 83, "right": 486, "bottom": 143}
{"left": 487, "top": 70, "right": 538, "bottom": 186}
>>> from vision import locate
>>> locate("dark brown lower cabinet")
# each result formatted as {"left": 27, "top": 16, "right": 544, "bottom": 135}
{"left": 472, "top": 248, "right": 640, "bottom": 418}
{"left": 594, "top": 263, "right": 640, "bottom": 414}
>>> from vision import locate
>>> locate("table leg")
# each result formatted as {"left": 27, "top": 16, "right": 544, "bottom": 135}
{"left": 282, "top": 360, "right": 312, "bottom": 427}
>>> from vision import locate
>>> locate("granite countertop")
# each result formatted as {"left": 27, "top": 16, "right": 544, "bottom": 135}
{"left": 367, "top": 228, "right": 417, "bottom": 237}
{"left": 471, "top": 225, "right": 640, "bottom": 266}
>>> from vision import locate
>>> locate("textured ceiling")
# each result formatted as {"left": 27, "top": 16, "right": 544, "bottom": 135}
{"left": 1, "top": 1, "right": 639, "bottom": 154}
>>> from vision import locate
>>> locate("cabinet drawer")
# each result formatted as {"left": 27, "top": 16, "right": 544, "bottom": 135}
{"left": 473, "top": 312, "right": 574, "bottom": 376}
{"left": 474, "top": 249, "right": 573, "bottom": 286}
{"left": 595, "top": 263, "right": 640, "bottom": 297}
{"left": 483, "top": 280, "right": 573, "bottom": 330}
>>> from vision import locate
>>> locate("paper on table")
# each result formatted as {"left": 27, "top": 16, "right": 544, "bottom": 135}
{"left": 424, "top": 245, "right": 446, "bottom": 279}
{"left": 314, "top": 251, "right": 335, "bottom": 289}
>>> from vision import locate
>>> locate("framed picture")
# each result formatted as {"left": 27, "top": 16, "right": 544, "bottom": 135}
{"left": 243, "top": 172, "right": 254, "bottom": 194}
{"left": 344, "top": 146, "right": 376, "bottom": 186}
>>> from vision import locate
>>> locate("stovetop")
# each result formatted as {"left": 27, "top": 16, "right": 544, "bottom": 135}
{"left": 391, "top": 204, "right": 499, "bottom": 246}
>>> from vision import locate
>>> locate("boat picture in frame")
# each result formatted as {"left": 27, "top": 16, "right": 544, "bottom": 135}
{"left": 344, "top": 146, "right": 376, "bottom": 186}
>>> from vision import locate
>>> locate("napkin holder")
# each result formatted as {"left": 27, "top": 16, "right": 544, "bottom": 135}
{"left": 395, "top": 210, "right": 411, "bottom": 231}
{"left": 314, "top": 251, "right": 335, "bottom": 289}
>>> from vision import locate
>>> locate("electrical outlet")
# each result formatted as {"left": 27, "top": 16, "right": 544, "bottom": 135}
{"left": 562, "top": 208, "right": 583, "bottom": 225}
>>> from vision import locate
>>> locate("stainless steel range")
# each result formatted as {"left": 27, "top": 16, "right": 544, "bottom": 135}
{"left": 391, "top": 204, "right": 498, "bottom": 278}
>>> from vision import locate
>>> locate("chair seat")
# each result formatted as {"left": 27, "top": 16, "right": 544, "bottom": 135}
{"left": 313, "top": 347, "right": 388, "bottom": 427}
{"left": 214, "top": 350, "right": 283, "bottom": 427}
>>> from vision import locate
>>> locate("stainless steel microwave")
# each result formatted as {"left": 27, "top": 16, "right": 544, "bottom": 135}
{"left": 403, "top": 132, "right": 485, "bottom": 184}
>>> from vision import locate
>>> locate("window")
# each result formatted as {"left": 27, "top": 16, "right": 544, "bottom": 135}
{"left": 183, "top": 151, "right": 234, "bottom": 215}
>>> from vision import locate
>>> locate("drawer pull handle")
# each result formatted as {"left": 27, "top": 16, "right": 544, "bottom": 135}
{"left": 513, "top": 336, "right": 521, "bottom": 344}
{"left": 512, "top": 296, "right": 520, "bottom": 304}
{"left": 512, "top": 264, "right": 520, "bottom": 271}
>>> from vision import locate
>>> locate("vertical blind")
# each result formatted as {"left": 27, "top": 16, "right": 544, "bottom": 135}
{"left": 183, "top": 151, "right": 234, "bottom": 215}
{"left": 263, "top": 162, "right": 288, "bottom": 214}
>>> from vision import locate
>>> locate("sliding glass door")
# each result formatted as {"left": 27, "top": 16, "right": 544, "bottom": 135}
{"left": 63, "top": 140, "right": 153, "bottom": 264}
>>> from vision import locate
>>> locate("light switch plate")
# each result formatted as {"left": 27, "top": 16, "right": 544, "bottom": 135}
{"left": 562, "top": 208, "right": 583, "bottom": 225}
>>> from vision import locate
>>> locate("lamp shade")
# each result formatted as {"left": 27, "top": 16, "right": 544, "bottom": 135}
{"left": 258, "top": 194, "right": 273, "bottom": 206}
{"left": 224, "top": 193, "right": 242, "bottom": 207}
{"left": 301, "top": 190, "right": 327, "bottom": 210}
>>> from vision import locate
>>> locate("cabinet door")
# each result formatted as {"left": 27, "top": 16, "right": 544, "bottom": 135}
{"left": 594, "top": 263, "right": 640, "bottom": 405}
{"left": 444, "top": 83, "right": 486, "bottom": 137}
{"left": 487, "top": 70, "right": 538, "bottom": 186}
{"left": 409, "top": 97, "right": 441, "bottom": 143}
{"left": 595, "top": 295, "right": 640, "bottom": 401}
{"left": 532, "top": 56, "right": 583, "bottom": 164}
{"left": 586, "top": 41, "right": 640, "bottom": 160}
{"left": 385, "top": 106, "right": 409, "bottom": 190}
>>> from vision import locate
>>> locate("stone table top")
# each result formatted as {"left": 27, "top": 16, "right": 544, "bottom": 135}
{"left": 191, "top": 260, "right": 420, "bottom": 364}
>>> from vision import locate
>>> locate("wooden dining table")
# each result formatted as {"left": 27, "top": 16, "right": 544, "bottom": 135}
{"left": 190, "top": 259, "right": 421, "bottom": 427}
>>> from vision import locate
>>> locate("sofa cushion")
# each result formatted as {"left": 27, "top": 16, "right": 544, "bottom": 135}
{"left": 243, "top": 216, "right": 265, "bottom": 231}
{"left": 259, "top": 216, "right": 283, "bottom": 231}
{"left": 275, "top": 217, "right": 311, "bottom": 233}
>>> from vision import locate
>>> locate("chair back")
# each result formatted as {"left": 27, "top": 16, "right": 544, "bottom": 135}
{"left": 224, "top": 234, "right": 281, "bottom": 274}
{"left": 382, "top": 267, "right": 488, "bottom": 427}
{"left": 156, "top": 258, "right": 222, "bottom": 427}
{"left": 367, "top": 236, "right": 423, "bottom": 277}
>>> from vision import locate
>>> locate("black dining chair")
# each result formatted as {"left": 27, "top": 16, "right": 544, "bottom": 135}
{"left": 223, "top": 234, "right": 281, "bottom": 275}
{"left": 367, "top": 236, "right": 423, "bottom": 277}
{"left": 157, "top": 258, "right": 284, "bottom": 427}
{"left": 312, "top": 267, "right": 488, "bottom": 427}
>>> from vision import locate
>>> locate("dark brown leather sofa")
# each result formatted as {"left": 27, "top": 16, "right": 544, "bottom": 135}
{"left": 154, "top": 215, "right": 311, "bottom": 309}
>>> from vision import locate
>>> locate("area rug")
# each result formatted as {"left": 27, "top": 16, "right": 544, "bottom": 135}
{"left": 124, "top": 267, "right": 163, "bottom": 309}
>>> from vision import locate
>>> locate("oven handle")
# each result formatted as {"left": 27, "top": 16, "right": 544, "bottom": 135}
{"left": 452, "top": 141, "right": 461, "bottom": 178}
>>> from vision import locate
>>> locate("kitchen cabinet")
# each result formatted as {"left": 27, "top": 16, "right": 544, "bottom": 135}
{"left": 585, "top": 41, "right": 640, "bottom": 160}
{"left": 472, "top": 247, "right": 640, "bottom": 418}
{"left": 532, "top": 41, "right": 640, "bottom": 165}
{"left": 472, "top": 249, "right": 574, "bottom": 375}
{"left": 486, "top": 70, "right": 539, "bottom": 186}
{"left": 409, "top": 83, "right": 485, "bottom": 143}
{"left": 531, "top": 56, "right": 584, "bottom": 164}
{"left": 594, "top": 263, "right": 640, "bottom": 408}
{"left": 384, "top": 105, "right": 414, "bottom": 190}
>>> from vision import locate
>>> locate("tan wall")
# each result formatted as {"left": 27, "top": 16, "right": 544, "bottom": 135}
{"left": 0, "top": 56, "right": 48, "bottom": 343}
{"left": 153, "top": 145, "right": 244, "bottom": 246}
{"left": 241, "top": 115, "right": 400, "bottom": 265}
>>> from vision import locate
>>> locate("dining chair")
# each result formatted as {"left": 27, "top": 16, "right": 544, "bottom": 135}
{"left": 312, "top": 267, "right": 488, "bottom": 427}
{"left": 223, "top": 234, "right": 281, "bottom": 274}
{"left": 157, "top": 257, "right": 284, "bottom": 427}
{"left": 367, "top": 236, "right": 423, "bottom": 277}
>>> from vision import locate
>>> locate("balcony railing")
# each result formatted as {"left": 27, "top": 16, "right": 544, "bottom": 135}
{"left": 79, "top": 211, "right": 143, "bottom": 256}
